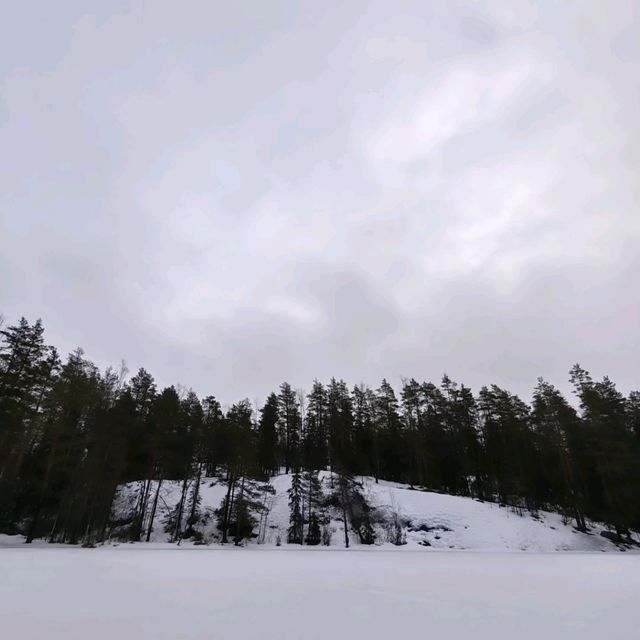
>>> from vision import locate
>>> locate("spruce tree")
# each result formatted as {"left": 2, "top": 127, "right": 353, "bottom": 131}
{"left": 303, "top": 470, "right": 324, "bottom": 544}
{"left": 287, "top": 471, "right": 304, "bottom": 544}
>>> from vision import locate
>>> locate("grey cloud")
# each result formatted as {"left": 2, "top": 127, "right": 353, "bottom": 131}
{"left": 458, "top": 16, "right": 500, "bottom": 46}
{"left": 1, "top": 1, "right": 638, "bottom": 404}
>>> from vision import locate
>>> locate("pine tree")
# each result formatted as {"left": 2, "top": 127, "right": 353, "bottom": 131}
{"left": 327, "top": 378, "right": 354, "bottom": 475}
{"left": 171, "top": 390, "right": 201, "bottom": 542}
{"left": 278, "top": 383, "right": 301, "bottom": 474}
{"left": 0, "top": 317, "right": 59, "bottom": 528}
{"left": 477, "top": 385, "right": 536, "bottom": 510}
{"left": 258, "top": 393, "right": 279, "bottom": 477}
{"left": 27, "top": 348, "right": 103, "bottom": 543}
{"left": 304, "top": 381, "right": 328, "bottom": 472}
{"left": 531, "top": 378, "right": 587, "bottom": 531}
{"left": 374, "top": 379, "right": 405, "bottom": 482}
{"left": 215, "top": 399, "right": 267, "bottom": 545}
{"left": 401, "top": 378, "right": 427, "bottom": 487}
{"left": 201, "top": 395, "right": 223, "bottom": 476}
{"left": 441, "top": 377, "right": 482, "bottom": 497}
{"left": 570, "top": 365, "right": 636, "bottom": 537}
{"left": 351, "top": 384, "right": 377, "bottom": 477}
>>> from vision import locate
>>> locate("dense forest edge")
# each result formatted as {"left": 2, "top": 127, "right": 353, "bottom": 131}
{"left": 1, "top": 316, "right": 638, "bottom": 548}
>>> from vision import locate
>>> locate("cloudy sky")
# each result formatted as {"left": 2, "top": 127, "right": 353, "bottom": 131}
{"left": 1, "top": 0, "right": 639, "bottom": 403}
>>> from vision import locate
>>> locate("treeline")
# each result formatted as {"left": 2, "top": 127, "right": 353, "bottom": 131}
{"left": 0, "top": 316, "right": 639, "bottom": 546}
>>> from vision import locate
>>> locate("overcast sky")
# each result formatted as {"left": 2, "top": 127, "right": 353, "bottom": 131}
{"left": 1, "top": 0, "right": 639, "bottom": 404}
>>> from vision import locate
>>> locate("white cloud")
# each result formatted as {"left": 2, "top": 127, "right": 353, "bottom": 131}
{"left": 1, "top": 0, "right": 639, "bottom": 402}
{"left": 365, "top": 36, "right": 429, "bottom": 66}
{"left": 364, "top": 53, "right": 550, "bottom": 166}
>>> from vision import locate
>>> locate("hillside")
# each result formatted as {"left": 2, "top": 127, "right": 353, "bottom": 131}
{"left": 101, "top": 472, "right": 635, "bottom": 552}
{"left": 3, "top": 472, "right": 635, "bottom": 552}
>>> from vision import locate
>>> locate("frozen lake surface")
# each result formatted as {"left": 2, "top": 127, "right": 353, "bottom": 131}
{"left": 2, "top": 547, "right": 638, "bottom": 640}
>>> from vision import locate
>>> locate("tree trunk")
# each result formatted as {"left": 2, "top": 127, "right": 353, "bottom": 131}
{"left": 234, "top": 476, "right": 246, "bottom": 546}
{"left": 221, "top": 471, "right": 235, "bottom": 544}
{"left": 306, "top": 477, "right": 312, "bottom": 545}
{"left": 98, "top": 484, "right": 117, "bottom": 543}
{"left": 341, "top": 480, "right": 349, "bottom": 548}
{"left": 187, "top": 462, "right": 203, "bottom": 532}
{"left": 25, "top": 503, "right": 42, "bottom": 543}
{"left": 173, "top": 472, "right": 190, "bottom": 543}
{"left": 146, "top": 478, "right": 163, "bottom": 542}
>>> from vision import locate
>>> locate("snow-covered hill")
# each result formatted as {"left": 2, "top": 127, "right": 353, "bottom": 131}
{"left": 104, "top": 472, "right": 637, "bottom": 552}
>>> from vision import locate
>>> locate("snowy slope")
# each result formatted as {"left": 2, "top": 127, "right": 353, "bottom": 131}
{"left": 101, "top": 472, "right": 638, "bottom": 552}
{"left": 367, "top": 480, "right": 623, "bottom": 552}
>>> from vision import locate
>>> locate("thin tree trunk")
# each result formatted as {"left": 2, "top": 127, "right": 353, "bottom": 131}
{"left": 146, "top": 478, "right": 163, "bottom": 542}
{"left": 234, "top": 476, "right": 246, "bottom": 546}
{"left": 187, "top": 462, "right": 203, "bottom": 531}
{"left": 306, "top": 475, "right": 312, "bottom": 545}
{"left": 221, "top": 470, "right": 235, "bottom": 543}
{"left": 133, "top": 477, "right": 152, "bottom": 541}
{"left": 25, "top": 504, "right": 41, "bottom": 543}
{"left": 173, "top": 471, "right": 190, "bottom": 543}
{"left": 99, "top": 483, "right": 118, "bottom": 543}
{"left": 341, "top": 479, "right": 349, "bottom": 548}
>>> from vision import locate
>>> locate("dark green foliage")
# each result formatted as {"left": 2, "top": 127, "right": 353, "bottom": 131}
{"left": 287, "top": 472, "right": 304, "bottom": 544}
{"left": 258, "top": 393, "right": 279, "bottom": 477}
{"left": 306, "top": 513, "right": 321, "bottom": 545}
{"left": 326, "top": 470, "right": 377, "bottom": 547}
{"left": 303, "top": 381, "right": 328, "bottom": 471}
{"left": 346, "top": 479, "right": 376, "bottom": 545}
{"left": 568, "top": 366, "right": 638, "bottom": 536}
{"left": 215, "top": 399, "right": 263, "bottom": 545}
{"left": 278, "top": 383, "right": 301, "bottom": 474}
{"left": 1, "top": 315, "right": 639, "bottom": 544}
{"left": 327, "top": 379, "right": 356, "bottom": 473}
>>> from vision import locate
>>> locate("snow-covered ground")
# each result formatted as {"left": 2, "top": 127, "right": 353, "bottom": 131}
{"left": 101, "top": 472, "right": 639, "bottom": 552}
{"left": 3, "top": 475, "right": 638, "bottom": 638}
{"left": 2, "top": 547, "right": 638, "bottom": 640}
{"left": 3, "top": 473, "right": 636, "bottom": 551}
